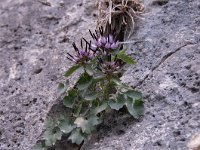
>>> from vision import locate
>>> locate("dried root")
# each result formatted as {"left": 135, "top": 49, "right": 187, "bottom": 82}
{"left": 96, "top": 0, "right": 144, "bottom": 41}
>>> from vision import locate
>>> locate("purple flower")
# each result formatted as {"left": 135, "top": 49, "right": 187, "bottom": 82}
{"left": 98, "top": 54, "right": 122, "bottom": 75}
{"left": 89, "top": 26, "right": 119, "bottom": 53}
{"left": 67, "top": 38, "right": 95, "bottom": 64}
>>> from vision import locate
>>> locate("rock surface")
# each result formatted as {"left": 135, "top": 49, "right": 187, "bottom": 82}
{"left": 0, "top": 0, "right": 97, "bottom": 149}
{"left": 82, "top": 0, "right": 200, "bottom": 150}
{"left": 188, "top": 133, "right": 200, "bottom": 150}
{"left": 0, "top": 0, "right": 199, "bottom": 150}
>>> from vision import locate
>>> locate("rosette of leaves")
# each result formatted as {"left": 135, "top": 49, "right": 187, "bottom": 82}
{"left": 38, "top": 26, "right": 144, "bottom": 148}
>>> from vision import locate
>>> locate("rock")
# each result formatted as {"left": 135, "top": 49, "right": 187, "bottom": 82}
{"left": 82, "top": 0, "right": 200, "bottom": 150}
{"left": 0, "top": 0, "right": 97, "bottom": 149}
{"left": 0, "top": 0, "right": 200, "bottom": 150}
{"left": 188, "top": 133, "right": 200, "bottom": 150}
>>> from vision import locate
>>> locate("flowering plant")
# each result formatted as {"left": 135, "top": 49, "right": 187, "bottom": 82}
{"left": 33, "top": 0, "right": 144, "bottom": 148}
{"left": 34, "top": 26, "right": 144, "bottom": 149}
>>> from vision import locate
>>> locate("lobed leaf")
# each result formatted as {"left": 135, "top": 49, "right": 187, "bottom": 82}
{"left": 125, "top": 90, "right": 142, "bottom": 101}
{"left": 68, "top": 129, "right": 85, "bottom": 145}
{"left": 76, "top": 73, "right": 93, "bottom": 91}
{"left": 74, "top": 116, "right": 99, "bottom": 134}
{"left": 32, "top": 142, "right": 46, "bottom": 150}
{"left": 108, "top": 94, "right": 126, "bottom": 110}
{"left": 44, "top": 118, "right": 59, "bottom": 129}
{"left": 91, "top": 102, "right": 108, "bottom": 115}
{"left": 63, "top": 89, "right": 77, "bottom": 108}
{"left": 125, "top": 96, "right": 144, "bottom": 119}
{"left": 58, "top": 119, "right": 75, "bottom": 134}
{"left": 43, "top": 127, "right": 62, "bottom": 146}
{"left": 57, "top": 80, "right": 69, "bottom": 94}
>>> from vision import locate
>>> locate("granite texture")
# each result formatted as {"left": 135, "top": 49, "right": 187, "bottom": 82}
{"left": 0, "top": 0, "right": 199, "bottom": 150}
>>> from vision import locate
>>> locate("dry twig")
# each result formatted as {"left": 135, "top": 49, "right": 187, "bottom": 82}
{"left": 96, "top": 0, "right": 144, "bottom": 41}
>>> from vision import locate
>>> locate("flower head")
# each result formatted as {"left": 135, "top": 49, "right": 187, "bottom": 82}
{"left": 98, "top": 54, "right": 122, "bottom": 75}
{"left": 89, "top": 26, "right": 119, "bottom": 53}
{"left": 67, "top": 38, "right": 95, "bottom": 64}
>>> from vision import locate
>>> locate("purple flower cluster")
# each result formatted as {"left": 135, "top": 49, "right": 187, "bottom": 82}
{"left": 95, "top": 34, "right": 118, "bottom": 50}
{"left": 66, "top": 26, "right": 122, "bottom": 75}
{"left": 67, "top": 39, "right": 94, "bottom": 64}
{"left": 89, "top": 26, "right": 119, "bottom": 53}
{"left": 98, "top": 55, "right": 121, "bottom": 75}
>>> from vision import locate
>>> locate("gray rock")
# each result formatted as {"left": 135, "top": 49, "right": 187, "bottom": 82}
{"left": 0, "top": 0, "right": 97, "bottom": 149}
{"left": 82, "top": 0, "right": 200, "bottom": 150}
{"left": 0, "top": 0, "right": 200, "bottom": 150}
{"left": 188, "top": 133, "right": 200, "bottom": 150}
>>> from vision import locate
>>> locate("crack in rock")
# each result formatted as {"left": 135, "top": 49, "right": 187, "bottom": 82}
{"left": 132, "top": 42, "right": 196, "bottom": 88}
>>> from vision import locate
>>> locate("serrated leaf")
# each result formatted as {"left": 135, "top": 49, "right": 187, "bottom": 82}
{"left": 68, "top": 129, "right": 85, "bottom": 145}
{"left": 125, "top": 90, "right": 142, "bottom": 101}
{"left": 64, "top": 64, "right": 81, "bottom": 77}
{"left": 91, "top": 102, "right": 108, "bottom": 115}
{"left": 108, "top": 94, "right": 126, "bottom": 110}
{"left": 58, "top": 119, "right": 75, "bottom": 134}
{"left": 43, "top": 127, "right": 62, "bottom": 146}
{"left": 126, "top": 97, "right": 144, "bottom": 119}
{"left": 57, "top": 80, "right": 69, "bottom": 94}
{"left": 77, "top": 73, "right": 93, "bottom": 91}
{"left": 117, "top": 50, "right": 136, "bottom": 64}
{"left": 63, "top": 89, "right": 77, "bottom": 108}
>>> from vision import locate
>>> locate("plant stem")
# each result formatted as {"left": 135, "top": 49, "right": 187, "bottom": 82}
{"left": 103, "top": 75, "right": 111, "bottom": 101}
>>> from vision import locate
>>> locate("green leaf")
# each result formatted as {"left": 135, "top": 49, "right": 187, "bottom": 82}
{"left": 126, "top": 97, "right": 144, "bottom": 119}
{"left": 74, "top": 116, "right": 99, "bottom": 134}
{"left": 63, "top": 89, "right": 77, "bottom": 108}
{"left": 85, "top": 65, "right": 94, "bottom": 76}
{"left": 108, "top": 94, "right": 126, "bottom": 110}
{"left": 84, "top": 116, "right": 99, "bottom": 133}
{"left": 58, "top": 119, "right": 75, "bottom": 134}
{"left": 73, "top": 103, "right": 83, "bottom": 116}
{"left": 93, "top": 75, "right": 106, "bottom": 83}
{"left": 111, "top": 78, "right": 122, "bottom": 86}
{"left": 125, "top": 90, "right": 142, "bottom": 101}
{"left": 84, "top": 93, "right": 98, "bottom": 101}
{"left": 43, "top": 127, "right": 62, "bottom": 146}
{"left": 58, "top": 83, "right": 64, "bottom": 90}
{"left": 57, "top": 80, "right": 69, "bottom": 94}
{"left": 91, "top": 102, "right": 108, "bottom": 115}
{"left": 117, "top": 50, "right": 136, "bottom": 64}
{"left": 44, "top": 118, "right": 59, "bottom": 129}
{"left": 68, "top": 129, "right": 85, "bottom": 145}
{"left": 76, "top": 73, "right": 93, "bottom": 91}
{"left": 64, "top": 64, "right": 81, "bottom": 77}
{"left": 32, "top": 142, "right": 46, "bottom": 150}
{"left": 88, "top": 116, "right": 99, "bottom": 126}
{"left": 134, "top": 99, "right": 144, "bottom": 116}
